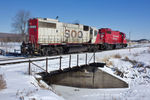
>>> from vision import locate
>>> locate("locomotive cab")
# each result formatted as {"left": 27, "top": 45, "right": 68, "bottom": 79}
{"left": 120, "top": 32, "right": 127, "bottom": 47}
{"left": 97, "top": 28, "right": 128, "bottom": 49}
{"left": 90, "top": 27, "right": 98, "bottom": 43}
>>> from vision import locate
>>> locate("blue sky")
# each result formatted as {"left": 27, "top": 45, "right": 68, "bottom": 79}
{"left": 0, "top": 0, "right": 150, "bottom": 40}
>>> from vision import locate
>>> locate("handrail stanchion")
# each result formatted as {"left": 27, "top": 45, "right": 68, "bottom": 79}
{"left": 59, "top": 56, "right": 62, "bottom": 70}
{"left": 29, "top": 60, "right": 31, "bottom": 75}
{"left": 77, "top": 54, "right": 79, "bottom": 67}
{"left": 94, "top": 52, "right": 95, "bottom": 63}
{"left": 46, "top": 58, "right": 48, "bottom": 73}
{"left": 69, "top": 55, "right": 71, "bottom": 68}
{"left": 86, "top": 53, "right": 87, "bottom": 65}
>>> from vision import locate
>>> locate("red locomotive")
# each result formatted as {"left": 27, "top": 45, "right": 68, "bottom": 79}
{"left": 96, "top": 28, "right": 127, "bottom": 49}
{"left": 21, "top": 18, "right": 127, "bottom": 56}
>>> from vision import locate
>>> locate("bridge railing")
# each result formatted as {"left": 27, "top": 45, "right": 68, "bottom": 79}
{"left": 28, "top": 52, "right": 96, "bottom": 75}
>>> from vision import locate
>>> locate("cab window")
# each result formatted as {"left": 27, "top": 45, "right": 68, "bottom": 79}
{"left": 107, "top": 31, "right": 111, "bottom": 34}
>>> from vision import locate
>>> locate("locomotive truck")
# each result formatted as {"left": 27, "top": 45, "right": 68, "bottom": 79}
{"left": 21, "top": 18, "right": 127, "bottom": 56}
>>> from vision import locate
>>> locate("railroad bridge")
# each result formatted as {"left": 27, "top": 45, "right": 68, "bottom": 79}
{"left": 0, "top": 53, "right": 128, "bottom": 88}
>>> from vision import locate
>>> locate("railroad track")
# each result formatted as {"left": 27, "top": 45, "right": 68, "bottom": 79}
{"left": 0, "top": 56, "right": 61, "bottom": 66}
{"left": 0, "top": 57, "right": 26, "bottom": 62}
{"left": 0, "top": 46, "right": 142, "bottom": 65}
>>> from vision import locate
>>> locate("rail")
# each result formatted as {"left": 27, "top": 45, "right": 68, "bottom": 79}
{"left": 0, "top": 57, "right": 61, "bottom": 66}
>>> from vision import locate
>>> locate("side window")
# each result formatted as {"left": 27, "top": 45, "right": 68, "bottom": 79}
{"left": 99, "top": 30, "right": 101, "bottom": 34}
{"left": 83, "top": 26, "right": 89, "bottom": 31}
{"left": 39, "top": 22, "right": 56, "bottom": 28}
{"left": 120, "top": 32, "right": 125, "bottom": 38}
{"left": 94, "top": 30, "right": 97, "bottom": 36}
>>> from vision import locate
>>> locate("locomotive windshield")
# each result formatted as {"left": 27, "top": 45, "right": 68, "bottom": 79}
{"left": 107, "top": 31, "right": 111, "bottom": 34}
{"left": 120, "top": 32, "right": 126, "bottom": 38}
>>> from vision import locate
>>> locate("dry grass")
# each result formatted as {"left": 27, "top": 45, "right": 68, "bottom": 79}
{"left": 124, "top": 56, "right": 129, "bottom": 61}
{"left": 112, "top": 54, "right": 122, "bottom": 58}
{"left": 101, "top": 56, "right": 113, "bottom": 67}
{"left": 123, "top": 56, "right": 137, "bottom": 65}
{"left": 100, "top": 54, "right": 122, "bottom": 67}
{"left": 16, "top": 89, "right": 39, "bottom": 100}
{"left": 0, "top": 74, "right": 6, "bottom": 90}
{"left": 114, "top": 69, "right": 124, "bottom": 78}
{"left": 106, "top": 61, "right": 113, "bottom": 66}
{"left": 101, "top": 56, "right": 110, "bottom": 63}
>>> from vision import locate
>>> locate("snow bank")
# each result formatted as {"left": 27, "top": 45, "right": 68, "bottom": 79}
{"left": 0, "top": 64, "right": 64, "bottom": 100}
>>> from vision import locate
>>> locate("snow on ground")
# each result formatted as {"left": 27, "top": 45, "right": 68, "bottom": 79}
{"left": 0, "top": 43, "right": 150, "bottom": 100}
{"left": 0, "top": 42, "right": 21, "bottom": 53}
{"left": 51, "top": 46, "right": 150, "bottom": 100}
{"left": 0, "top": 63, "right": 64, "bottom": 100}
{"left": 128, "top": 42, "right": 150, "bottom": 48}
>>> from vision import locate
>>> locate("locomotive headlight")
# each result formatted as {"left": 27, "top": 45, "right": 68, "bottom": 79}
{"left": 101, "top": 35, "right": 104, "bottom": 38}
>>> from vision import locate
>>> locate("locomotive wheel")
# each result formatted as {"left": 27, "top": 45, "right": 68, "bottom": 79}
{"left": 109, "top": 44, "right": 113, "bottom": 50}
{"left": 100, "top": 45, "right": 106, "bottom": 50}
{"left": 63, "top": 47, "right": 69, "bottom": 54}
{"left": 41, "top": 48, "right": 51, "bottom": 56}
{"left": 45, "top": 48, "right": 49, "bottom": 56}
{"left": 48, "top": 47, "right": 60, "bottom": 55}
{"left": 112, "top": 45, "right": 116, "bottom": 49}
{"left": 41, "top": 47, "right": 64, "bottom": 56}
{"left": 88, "top": 45, "right": 98, "bottom": 52}
{"left": 40, "top": 49, "right": 44, "bottom": 56}
{"left": 57, "top": 47, "right": 63, "bottom": 54}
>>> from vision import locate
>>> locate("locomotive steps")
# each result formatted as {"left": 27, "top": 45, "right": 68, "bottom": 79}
{"left": 39, "top": 62, "right": 128, "bottom": 88}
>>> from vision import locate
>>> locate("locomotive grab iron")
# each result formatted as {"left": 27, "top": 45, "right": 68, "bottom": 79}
{"left": 21, "top": 18, "right": 127, "bottom": 56}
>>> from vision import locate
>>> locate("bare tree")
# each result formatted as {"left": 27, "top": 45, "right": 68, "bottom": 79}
{"left": 12, "top": 10, "right": 30, "bottom": 41}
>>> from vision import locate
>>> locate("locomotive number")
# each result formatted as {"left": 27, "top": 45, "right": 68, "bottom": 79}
{"left": 65, "top": 30, "right": 83, "bottom": 38}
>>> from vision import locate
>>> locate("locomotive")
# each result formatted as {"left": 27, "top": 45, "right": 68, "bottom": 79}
{"left": 21, "top": 18, "right": 127, "bottom": 56}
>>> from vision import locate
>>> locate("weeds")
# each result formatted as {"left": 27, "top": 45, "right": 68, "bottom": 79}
{"left": 16, "top": 89, "right": 38, "bottom": 100}
{"left": 112, "top": 54, "right": 122, "bottom": 58}
{"left": 122, "top": 56, "right": 137, "bottom": 65}
{"left": 101, "top": 56, "right": 110, "bottom": 63}
{"left": 0, "top": 74, "right": 6, "bottom": 90}
{"left": 113, "top": 68, "right": 124, "bottom": 78}
{"left": 106, "top": 61, "right": 113, "bottom": 66}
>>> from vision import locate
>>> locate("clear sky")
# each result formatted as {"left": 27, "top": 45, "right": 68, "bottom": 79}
{"left": 0, "top": 0, "right": 150, "bottom": 40}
